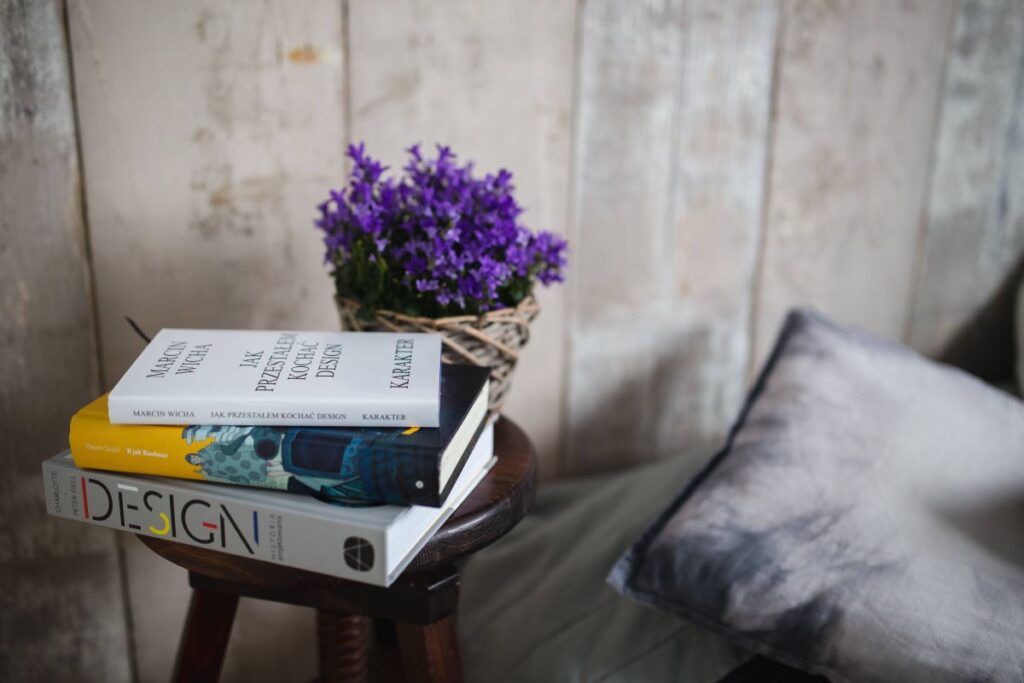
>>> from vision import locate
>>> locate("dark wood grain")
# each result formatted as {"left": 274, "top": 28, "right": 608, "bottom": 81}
{"left": 407, "top": 417, "right": 537, "bottom": 572}
{"left": 141, "top": 418, "right": 536, "bottom": 682}
{"left": 187, "top": 567, "right": 460, "bottom": 626}
{"left": 317, "top": 610, "right": 371, "bottom": 683}
{"left": 395, "top": 617, "right": 462, "bottom": 683}
{"left": 171, "top": 589, "right": 239, "bottom": 683}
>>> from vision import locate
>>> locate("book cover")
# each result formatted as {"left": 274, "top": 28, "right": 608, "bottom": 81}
{"left": 72, "top": 365, "right": 490, "bottom": 507}
{"left": 45, "top": 423, "right": 495, "bottom": 587}
{"left": 108, "top": 329, "right": 442, "bottom": 427}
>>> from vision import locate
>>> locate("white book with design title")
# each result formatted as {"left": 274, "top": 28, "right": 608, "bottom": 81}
{"left": 43, "top": 423, "right": 494, "bottom": 587}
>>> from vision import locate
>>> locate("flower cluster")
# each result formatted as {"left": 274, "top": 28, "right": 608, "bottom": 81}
{"left": 316, "top": 143, "right": 567, "bottom": 317}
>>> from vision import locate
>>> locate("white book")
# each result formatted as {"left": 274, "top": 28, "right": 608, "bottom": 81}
{"left": 43, "top": 423, "right": 494, "bottom": 587}
{"left": 108, "top": 329, "right": 442, "bottom": 427}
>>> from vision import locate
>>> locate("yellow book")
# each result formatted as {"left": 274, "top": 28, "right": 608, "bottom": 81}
{"left": 70, "top": 395, "right": 215, "bottom": 481}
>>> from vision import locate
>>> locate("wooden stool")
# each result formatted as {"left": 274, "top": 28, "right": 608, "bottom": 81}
{"left": 139, "top": 417, "right": 537, "bottom": 683}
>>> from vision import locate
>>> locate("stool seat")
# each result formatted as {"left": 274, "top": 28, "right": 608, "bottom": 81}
{"left": 138, "top": 417, "right": 537, "bottom": 683}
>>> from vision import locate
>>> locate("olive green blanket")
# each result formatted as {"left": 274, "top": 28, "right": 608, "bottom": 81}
{"left": 458, "top": 452, "right": 744, "bottom": 682}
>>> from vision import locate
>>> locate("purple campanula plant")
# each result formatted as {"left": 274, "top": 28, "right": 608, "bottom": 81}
{"left": 316, "top": 143, "right": 567, "bottom": 317}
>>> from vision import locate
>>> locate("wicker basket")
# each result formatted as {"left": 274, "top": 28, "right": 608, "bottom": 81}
{"left": 336, "top": 295, "right": 540, "bottom": 415}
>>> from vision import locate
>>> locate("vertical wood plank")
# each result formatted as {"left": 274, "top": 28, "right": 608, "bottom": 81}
{"left": 753, "top": 0, "right": 955, "bottom": 363}
{"left": 172, "top": 588, "right": 239, "bottom": 683}
{"left": 567, "top": 0, "right": 685, "bottom": 474}
{"left": 908, "top": 0, "right": 1024, "bottom": 355}
{"left": 347, "top": 0, "right": 576, "bottom": 477}
{"left": 0, "top": 0, "right": 132, "bottom": 680}
{"left": 667, "top": 0, "right": 779, "bottom": 463}
{"left": 68, "top": 1, "right": 345, "bottom": 679}
{"left": 316, "top": 610, "right": 371, "bottom": 683}
{"left": 571, "top": 0, "right": 683, "bottom": 326}
{"left": 395, "top": 617, "right": 462, "bottom": 683}
{"left": 70, "top": 0, "right": 346, "bottom": 374}
{"left": 566, "top": 0, "right": 779, "bottom": 473}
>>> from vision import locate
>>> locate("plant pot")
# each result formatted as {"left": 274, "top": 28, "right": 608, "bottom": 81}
{"left": 336, "top": 295, "right": 540, "bottom": 415}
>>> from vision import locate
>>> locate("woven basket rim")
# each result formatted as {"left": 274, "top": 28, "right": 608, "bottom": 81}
{"left": 335, "top": 294, "right": 539, "bottom": 413}
{"left": 335, "top": 293, "right": 539, "bottom": 327}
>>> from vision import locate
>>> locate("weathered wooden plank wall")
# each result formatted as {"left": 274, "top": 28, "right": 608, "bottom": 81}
{"left": 0, "top": 0, "right": 132, "bottom": 680}
{"left": 567, "top": 0, "right": 779, "bottom": 473}
{"left": 66, "top": 0, "right": 347, "bottom": 679}
{"left": 347, "top": 0, "right": 576, "bottom": 478}
{"left": 5, "top": 0, "right": 1024, "bottom": 680}
{"left": 908, "top": 0, "right": 1024, "bottom": 355}
{"left": 753, "top": 0, "right": 956, "bottom": 364}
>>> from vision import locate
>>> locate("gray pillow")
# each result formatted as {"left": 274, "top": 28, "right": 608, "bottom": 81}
{"left": 610, "top": 309, "right": 1024, "bottom": 683}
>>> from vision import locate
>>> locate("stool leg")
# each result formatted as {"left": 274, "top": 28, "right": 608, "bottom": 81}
{"left": 316, "top": 609, "right": 371, "bottom": 683}
{"left": 172, "top": 588, "right": 239, "bottom": 683}
{"left": 395, "top": 617, "right": 463, "bottom": 683}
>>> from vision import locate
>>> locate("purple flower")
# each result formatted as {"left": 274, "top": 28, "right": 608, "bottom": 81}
{"left": 316, "top": 143, "right": 568, "bottom": 315}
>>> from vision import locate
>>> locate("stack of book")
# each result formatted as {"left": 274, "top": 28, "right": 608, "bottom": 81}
{"left": 42, "top": 329, "right": 492, "bottom": 587}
